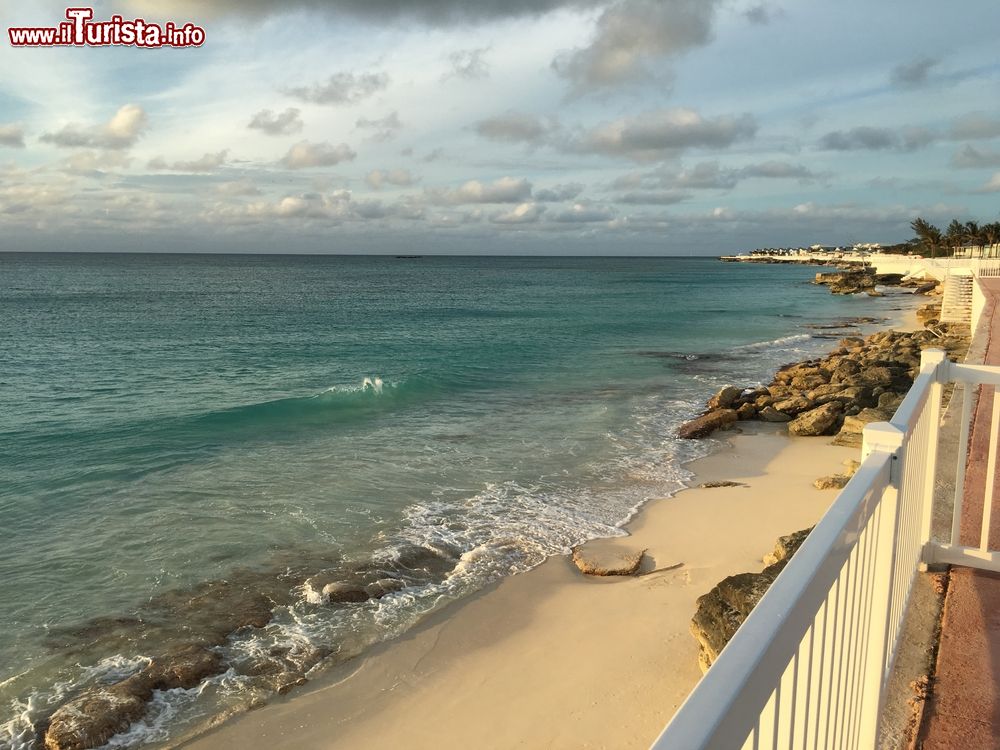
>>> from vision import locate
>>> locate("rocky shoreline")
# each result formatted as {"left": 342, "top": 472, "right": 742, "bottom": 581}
{"left": 683, "top": 285, "right": 970, "bottom": 675}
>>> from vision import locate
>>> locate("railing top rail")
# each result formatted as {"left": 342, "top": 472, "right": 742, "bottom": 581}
{"left": 649, "top": 450, "right": 894, "bottom": 749}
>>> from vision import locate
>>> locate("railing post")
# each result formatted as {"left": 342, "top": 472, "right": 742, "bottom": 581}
{"left": 919, "top": 350, "right": 947, "bottom": 565}
{"left": 859, "top": 422, "right": 904, "bottom": 748}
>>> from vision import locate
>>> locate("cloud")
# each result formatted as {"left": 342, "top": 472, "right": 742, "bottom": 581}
{"left": 952, "top": 144, "right": 1000, "bottom": 169}
{"left": 612, "top": 159, "right": 823, "bottom": 192}
{"left": 248, "top": 108, "right": 303, "bottom": 136}
{"left": 284, "top": 71, "right": 390, "bottom": 105}
{"left": 618, "top": 190, "right": 689, "bottom": 204}
{"left": 979, "top": 173, "right": 1000, "bottom": 193}
{"left": 0, "top": 124, "right": 25, "bottom": 148}
{"left": 551, "top": 203, "right": 615, "bottom": 222}
{"left": 444, "top": 48, "right": 490, "bottom": 80}
{"left": 122, "top": 0, "right": 604, "bottom": 24}
{"left": 950, "top": 112, "right": 1000, "bottom": 141}
{"left": 739, "top": 161, "right": 820, "bottom": 180}
{"left": 474, "top": 112, "right": 554, "bottom": 144}
{"left": 575, "top": 109, "right": 757, "bottom": 161}
{"left": 491, "top": 202, "right": 545, "bottom": 224}
{"left": 535, "top": 182, "right": 584, "bottom": 201}
{"left": 552, "top": 0, "right": 721, "bottom": 92}
{"left": 356, "top": 111, "right": 403, "bottom": 142}
{"left": 280, "top": 141, "right": 356, "bottom": 169}
{"left": 817, "top": 126, "right": 897, "bottom": 151}
{"left": 744, "top": 4, "right": 782, "bottom": 25}
{"left": 365, "top": 168, "right": 416, "bottom": 189}
{"left": 148, "top": 150, "right": 229, "bottom": 173}
{"left": 61, "top": 150, "right": 132, "bottom": 175}
{"left": 890, "top": 57, "right": 938, "bottom": 88}
{"left": 426, "top": 176, "right": 532, "bottom": 204}
{"left": 215, "top": 179, "right": 261, "bottom": 196}
{"left": 40, "top": 104, "right": 147, "bottom": 150}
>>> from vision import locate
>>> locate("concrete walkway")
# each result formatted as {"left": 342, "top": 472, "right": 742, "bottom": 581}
{"left": 920, "top": 279, "right": 1000, "bottom": 748}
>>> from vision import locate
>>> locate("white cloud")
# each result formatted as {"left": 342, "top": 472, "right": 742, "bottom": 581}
{"left": 551, "top": 202, "right": 615, "bottom": 222}
{"left": 552, "top": 0, "right": 721, "bottom": 92}
{"left": 444, "top": 47, "right": 491, "bottom": 80}
{"left": 474, "top": 112, "right": 554, "bottom": 144}
{"left": 40, "top": 104, "right": 148, "bottom": 150}
{"left": 356, "top": 111, "right": 403, "bottom": 142}
{"left": 366, "top": 168, "right": 416, "bottom": 189}
{"left": 280, "top": 141, "right": 357, "bottom": 169}
{"left": 148, "top": 150, "right": 229, "bottom": 173}
{"left": 575, "top": 109, "right": 757, "bottom": 161}
{"left": 492, "top": 202, "right": 544, "bottom": 223}
{"left": 248, "top": 108, "right": 304, "bottom": 136}
{"left": 0, "top": 123, "right": 25, "bottom": 148}
{"left": 426, "top": 176, "right": 532, "bottom": 204}
{"left": 284, "top": 71, "right": 390, "bottom": 105}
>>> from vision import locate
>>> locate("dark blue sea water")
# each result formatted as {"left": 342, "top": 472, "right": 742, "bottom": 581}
{"left": 0, "top": 254, "right": 912, "bottom": 748}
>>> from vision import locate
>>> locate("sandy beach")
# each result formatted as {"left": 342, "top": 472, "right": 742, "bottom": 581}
{"left": 178, "top": 295, "right": 930, "bottom": 750}
{"left": 184, "top": 424, "right": 857, "bottom": 750}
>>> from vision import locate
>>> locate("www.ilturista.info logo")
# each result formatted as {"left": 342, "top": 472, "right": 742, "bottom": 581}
{"left": 8, "top": 7, "right": 205, "bottom": 48}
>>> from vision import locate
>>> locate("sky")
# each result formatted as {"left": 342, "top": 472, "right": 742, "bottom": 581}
{"left": 1, "top": 0, "right": 1000, "bottom": 255}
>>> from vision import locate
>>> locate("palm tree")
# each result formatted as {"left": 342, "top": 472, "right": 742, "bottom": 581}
{"left": 911, "top": 217, "right": 943, "bottom": 258}
{"left": 983, "top": 222, "right": 1000, "bottom": 258}
{"left": 964, "top": 220, "right": 984, "bottom": 253}
{"left": 946, "top": 219, "right": 965, "bottom": 256}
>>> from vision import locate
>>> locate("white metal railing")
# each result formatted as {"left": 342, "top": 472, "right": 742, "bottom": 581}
{"left": 651, "top": 348, "right": 1000, "bottom": 750}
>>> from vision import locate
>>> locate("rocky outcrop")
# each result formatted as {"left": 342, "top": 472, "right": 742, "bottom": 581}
{"left": 707, "top": 385, "right": 743, "bottom": 410}
{"left": 814, "top": 270, "right": 877, "bottom": 295}
{"left": 44, "top": 645, "right": 223, "bottom": 750}
{"left": 788, "top": 402, "right": 842, "bottom": 437}
{"left": 813, "top": 474, "right": 850, "bottom": 490}
{"left": 762, "top": 527, "right": 813, "bottom": 566}
{"left": 571, "top": 544, "right": 645, "bottom": 576}
{"left": 678, "top": 309, "right": 969, "bottom": 444}
{"left": 678, "top": 408, "right": 738, "bottom": 439}
{"left": 691, "top": 528, "right": 812, "bottom": 673}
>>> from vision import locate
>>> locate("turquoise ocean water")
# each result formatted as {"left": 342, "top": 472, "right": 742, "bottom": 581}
{"left": 0, "top": 254, "right": 911, "bottom": 748}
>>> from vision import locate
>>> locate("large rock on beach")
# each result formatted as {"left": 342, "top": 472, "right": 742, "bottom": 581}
{"left": 762, "top": 527, "right": 812, "bottom": 566}
{"left": 690, "top": 561, "right": 787, "bottom": 673}
{"left": 758, "top": 406, "right": 792, "bottom": 422}
{"left": 43, "top": 645, "right": 223, "bottom": 750}
{"left": 692, "top": 528, "right": 812, "bottom": 672}
{"left": 707, "top": 385, "right": 743, "bottom": 410}
{"left": 788, "top": 402, "right": 842, "bottom": 437}
{"left": 678, "top": 409, "right": 738, "bottom": 439}
{"left": 572, "top": 542, "right": 645, "bottom": 576}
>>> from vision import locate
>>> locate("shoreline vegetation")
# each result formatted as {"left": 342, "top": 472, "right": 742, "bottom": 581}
{"left": 29, "top": 262, "right": 963, "bottom": 750}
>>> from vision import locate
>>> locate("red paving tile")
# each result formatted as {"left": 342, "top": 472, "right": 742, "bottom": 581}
{"left": 922, "top": 279, "right": 1000, "bottom": 749}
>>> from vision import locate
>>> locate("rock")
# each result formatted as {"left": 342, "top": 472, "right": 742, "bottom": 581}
{"left": 843, "top": 459, "right": 861, "bottom": 476}
{"left": 43, "top": 645, "right": 223, "bottom": 750}
{"left": 44, "top": 684, "right": 149, "bottom": 750}
{"left": 322, "top": 581, "right": 370, "bottom": 604}
{"left": 791, "top": 373, "right": 828, "bottom": 390}
{"left": 877, "top": 391, "right": 906, "bottom": 412}
{"left": 699, "top": 480, "right": 747, "bottom": 489}
{"left": 758, "top": 406, "right": 792, "bottom": 422}
{"left": 832, "top": 407, "right": 892, "bottom": 447}
{"left": 707, "top": 385, "right": 743, "bottom": 410}
{"left": 678, "top": 409, "right": 738, "bottom": 439}
{"left": 762, "top": 527, "right": 812, "bottom": 566}
{"left": 859, "top": 366, "right": 895, "bottom": 386}
{"left": 839, "top": 337, "right": 865, "bottom": 350}
{"left": 571, "top": 543, "right": 645, "bottom": 576}
{"left": 146, "top": 644, "right": 223, "bottom": 690}
{"left": 788, "top": 402, "right": 842, "bottom": 437}
{"left": 690, "top": 561, "right": 787, "bottom": 673}
{"left": 813, "top": 474, "right": 851, "bottom": 490}
{"left": 772, "top": 395, "right": 815, "bottom": 416}
{"left": 736, "top": 402, "right": 757, "bottom": 420}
